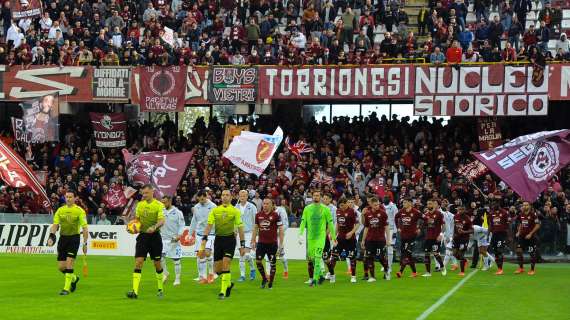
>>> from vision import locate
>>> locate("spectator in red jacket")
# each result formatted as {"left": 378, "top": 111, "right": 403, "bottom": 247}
{"left": 446, "top": 40, "right": 463, "bottom": 63}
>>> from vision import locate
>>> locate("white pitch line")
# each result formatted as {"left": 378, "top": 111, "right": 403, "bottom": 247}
{"left": 416, "top": 270, "right": 479, "bottom": 320}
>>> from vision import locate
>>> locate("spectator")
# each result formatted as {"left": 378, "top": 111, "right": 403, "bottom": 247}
{"left": 418, "top": 7, "right": 429, "bottom": 36}
{"left": 538, "top": 20, "right": 551, "bottom": 53}
{"left": 488, "top": 15, "right": 504, "bottom": 50}
{"left": 430, "top": 46, "right": 445, "bottom": 64}
{"left": 246, "top": 18, "right": 261, "bottom": 52}
{"left": 523, "top": 24, "right": 538, "bottom": 51}
{"left": 556, "top": 33, "right": 570, "bottom": 57}
{"left": 96, "top": 212, "right": 112, "bottom": 225}
{"left": 340, "top": 7, "right": 356, "bottom": 47}
{"left": 508, "top": 15, "right": 524, "bottom": 51}
{"left": 462, "top": 46, "right": 480, "bottom": 62}
{"left": 446, "top": 40, "right": 463, "bottom": 63}
{"left": 501, "top": 42, "right": 517, "bottom": 61}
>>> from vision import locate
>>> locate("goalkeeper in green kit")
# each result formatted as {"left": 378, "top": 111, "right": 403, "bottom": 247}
{"left": 298, "top": 190, "right": 336, "bottom": 287}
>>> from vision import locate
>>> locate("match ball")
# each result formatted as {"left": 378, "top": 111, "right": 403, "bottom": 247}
{"left": 127, "top": 220, "right": 141, "bottom": 234}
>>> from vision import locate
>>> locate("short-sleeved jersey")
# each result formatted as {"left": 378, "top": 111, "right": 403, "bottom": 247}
{"left": 423, "top": 209, "right": 444, "bottom": 240}
{"left": 395, "top": 208, "right": 421, "bottom": 240}
{"left": 236, "top": 201, "right": 257, "bottom": 233}
{"left": 490, "top": 209, "right": 510, "bottom": 234}
{"left": 53, "top": 204, "right": 87, "bottom": 236}
{"left": 441, "top": 210, "right": 454, "bottom": 238}
{"left": 363, "top": 207, "right": 388, "bottom": 242}
{"left": 190, "top": 200, "right": 217, "bottom": 235}
{"left": 161, "top": 206, "right": 185, "bottom": 240}
{"left": 136, "top": 199, "right": 165, "bottom": 233}
{"left": 255, "top": 210, "right": 282, "bottom": 244}
{"left": 336, "top": 208, "right": 357, "bottom": 239}
{"left": 208, "top": 204, "right": 243, "bottom": 236}
{"left": 453, "top": 214, "right": 473, "bottom": 241}
{"left": 518, "top": 211, "right": 540, "bottom": 237}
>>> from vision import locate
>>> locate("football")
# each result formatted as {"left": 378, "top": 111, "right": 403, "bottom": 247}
{"left": 127, "top": 220, "right": 141, "bottom": 234}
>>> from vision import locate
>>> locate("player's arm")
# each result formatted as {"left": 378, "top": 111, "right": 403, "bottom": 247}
{"left": 326, "top": 209, "right": 336, "bottom": 243}
{"left": 278, "top": 223, "right": 285, "bottom": 251}
{"left": 395, "top": 212, "right": 401, "bottom": 233}
{"left": 80, "top": 210, "right": 89, "bottom": 254}
{"left": 47, "top": 210, "right": 60, "bottom": 246}
{"left": 251, "top": 223, "right": 258, "bottom": 248}
{"left": 298, "top": 207, "right": 307, "bottom": 236}
{"left": 189, "top": 207, "right": 197, "bottom": 237}
{"left": 201, "top": 210, "right": 215, "bottom": 250}
{"left": 176, "top": 210, "right": 185, "bottom": 241}
{"left": 527, "top": 217, "right": 541, "bottom": 239}
{"left": 147, "top": 207, "right": 165, "bottom": 233}
{"left": 361, "top": 226, "right": 368, "bottom": 249}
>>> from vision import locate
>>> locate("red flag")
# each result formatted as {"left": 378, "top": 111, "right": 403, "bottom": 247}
{"left": 103, "top": 184, "right": 128, "bottom": 209}
{"left": 457, "top": 159, "right": 489, "bottom": 181}
{"left": 0, "top": 139, "right": 51, "bottom": 212}
{"left": 122, "top": 149, "right": 193, "bottom": 197}
{"left": 139, "top": 66, "right": 187, "bottom": 112}
{"left": 89, "top": 113, "right": 127, "bottom": 148}
{"left": 285, "top": 137, "right": 314, "bottom": 158}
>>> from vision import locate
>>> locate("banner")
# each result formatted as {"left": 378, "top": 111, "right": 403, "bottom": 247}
{"left": 11, "top": 0, "right": 42, "bottom": 19}
{"left": 122, "top": 149, "right": 193, "bottom": 197}
{"left": 0, "top": 140, "right": 51, "bottom": 212}
{"left": 21, "top": 93, "right": 59, "bottom": 143}
{"left": 473, "top": 130, "right": 570, "bottom": 201}
{"left": 92, "top": 67, "right": 130, "bottom": 101}
{"left": 89, "top": 113, "right": 127, "bottom": 148}
{"left": 223, "top": 124, "right": 250, "bottom": 151}
{"left": 209, "top": 67, "right": 257, "bottom": 103}
{"left": 457, "top": 159, "right": 489, "bottom": 181}
{"left": 477, "top": 117, "right": 503, "bottom": 150}
{"left": 414, "top": 65, "right": 549, "bottom": 116}
{"left": 285, "top": 137, "right": 314, "bottom": 158}
{"left": 34, "top": 170, "right": 47, "bottom": 186}
{"left": 160, "top": 26, "right": 174, "bottom": 47}
{"left": 139, "top": 66, "right": 187, "bottom": 112}
{"left": 11, "top": 117, "right": 32, "bottom": 143}
{"left": 223, "top": 127, "right": 283, "bottom": 176}
{"left": 103, "top": 184, "right": 128, "bottom": 209}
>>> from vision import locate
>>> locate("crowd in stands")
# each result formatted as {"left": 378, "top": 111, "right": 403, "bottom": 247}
{"left": 0, "top": 112, "right": 569, "bottom": 255}
{"left": 1, "top": 0, "right": 570, "bottom": 67}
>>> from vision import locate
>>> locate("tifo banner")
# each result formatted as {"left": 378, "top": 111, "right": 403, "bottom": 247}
{"left": 414, "top": 65, "right": 549, "bottom": 116}
{"left": 0, "top": 140, "right": 51, "bottom": 212}
{"left": 223, "top": 124, "right": 250, "bottom": 151}
{"left": 473, "top": 130, "right": 570, "bottom": 201}
{"left": 21, "top": 93, "right": 59, "bottom": 143}
{"left": 223, "top": 127, "right": 283, "bottom": 176}
{"left": 89, "top": 113, "right": 127, "bottom": 148}
{"left": 477, "top": 117, "right": 503, "bottom": 150}
{"left": 122, "top": 149, "right": 193, "bottom": 197}
{"left": 160, "top": 26, "right": 175, "bottom": 47}
{"left": 139, "top": 66, "right": 187, "bottom": 112}
{"left": 103, "top": 184, "right": 128, "bottom": 209}
{"left": 258, "top": 66, "right": 413, "bottom": 101}
{"left": 457, "top": 159, "right": 489, "bottom": 181}
{"left": 10, "top": 0, "right": 42, "bottom": 19}
{"left": 209, "top": 67, "right": 257, "bottom": 103}
{"left": 11, "top": 117, "right": 34, "bottom": 143}
{"left": 92, "top": 67, "right": 130, "bottom": 101}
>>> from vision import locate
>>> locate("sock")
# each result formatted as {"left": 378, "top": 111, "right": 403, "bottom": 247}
{"left": 381, "top": 255, "right": 389, "bottom": 273}
{"left": 320, "top": 258, "right": 326, "bottom": 274}
{"left": 443, "top": 253, "right": 450, "bottom": 268}
{"left": 435, "top": 255, "right": 444, "bottom": 270}
{"left": 497, "top": 253, "right": 504, "bottom": 269}
{"left": 239, "top": 255, "right": 246, "bottom": 277}
{"left": 282, "top": 257, "right": 289, "bottom": 272}
{"left": 328, "top": 258, "right": 337, "bottom": 276}
{"left": 314, "top": 257, "right": 323, "bottom": 280}
{"left": 246, "top": 253, "right": 255, "bottom": 271}
{"left": 460, "top": 258, "right": 466, "bottom": 272}
{"left": 63, "top": 269, "right": 73, "bottom": 291}
{"left": 350, "top": 258, "right": 356, "bottom": 276}
{"left": 346, "top": 258, "right": 351, "bottom": 272}
{"left": 399, "top": 258, "right": 406, "bottom": 273}
{"left": 269, "top": 261, "right": 276, "bottom": 283}
{"left": 387, "top": 246, "right": 394, "bottom": 271}
{"left": 364, "top": 260, "right": 369, "bottom": 277}
{"left": 160, "top": 258, "right": 167, "bottom": 275}
{"left": 174, "top": 260, "right": 181, "bottom": 281}
{"left": 451, "top": 256, "right": 458, "bottom": 266}
{"left": 530, "top": 253, "right": 536, "bottom": 271}
{"left": 368, "top": 258, "right": 375, "bottom": 278}
{"left": 410, "top": 259, "right": 417, "bottom": 273}
{"left": 198, "top": 258, "right": 207, "bottom": 279}
{"left": 308, "top": 261, "right": 314, "bottom": 279}
{"left": 266, "top": 258, "right": 271, "bottom": 273}
{"left": 425, "top": 254, "right": 431, "bottom": 273}
{"left": 156, "top": 268, "right": 164, "bottom": 291}
{"left": 220, "top": 272, "right": 230, "bottom": 295}
{"left": 207, "top": 256, "right": 214, "bottom": 276}
{"left": 256, "top": 261, "right": 266, "bottom": 279}
{"left": 517, "top": 254, "right": 524, "bottom": 268}
{"left": 132, "top": 269, "right": 142, "bottom": 295}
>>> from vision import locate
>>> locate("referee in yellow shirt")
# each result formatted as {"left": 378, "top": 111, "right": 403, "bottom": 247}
{"left": 47, "top": 191, "right": 88, "bottom": 296}
{"left": 201, "top": 190, "right": 245, "bottom": 300}
{"left": 127, "top": 184, "right": 166, "bottom": 299}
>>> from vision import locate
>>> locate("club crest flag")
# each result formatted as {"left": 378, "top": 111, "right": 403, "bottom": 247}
{"left": 139, "top": 66, "right": 187, "bottom": 112}
{"left": 473, "top": 130, "right": 570, "bottom": 201}
{"left": 223, "top": 127, "right": 283, "bottom": 176}
{"left": 90, "top": 113, "right": 127, "bottom": 148}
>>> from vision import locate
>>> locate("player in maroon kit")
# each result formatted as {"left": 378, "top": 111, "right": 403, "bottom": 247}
{"left": 453, "top": 205, "right": 473, "bottom": 276}
{"left": 489, "top": 200, "right": 511, "bottom": 275}
{"left": 361, "top": 197, "right": 391, "bottom": 282}
{"left": 422, "top": 199, "right": 445, "bottom": 277}
{"left": 327, "top": 197, "right": 360, "bottom": 283}
{"left": 250, "top": 198, "right": 285, "bottom": 289}
{"left": 395, "top": 198, "right": 422, "bottom": 278}
{"left": 515, "top": 201, "right": 541, "bottom": 275}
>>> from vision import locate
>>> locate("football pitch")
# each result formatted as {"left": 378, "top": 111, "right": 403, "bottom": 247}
{"left": 2, "top": 254, "right": 569, "bottom": 320}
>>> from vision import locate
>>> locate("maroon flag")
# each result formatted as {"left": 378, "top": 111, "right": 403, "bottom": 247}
{"left": 477, "top": 117, "right": 503, "bottom": 150}
{"left": 11, "top": 0, "right": 42, "bottom": 19}
{"left": 139, "top": 66, "right": 187, "bottom": 112}
{"left": 457, "top": 159, "right": 489, "bottom": 181}
{"left": 122, "top": 149, "right": 193, "bottom": 197}
{"left": 89, "top": 113, "right": 127, "bottom": 148}
{"left": 0, "top": 139, "right": 51, "bottom": 212}
{"left": 473, "top": 130, "right": 570, "bottom": 201}
{"left": 103, "top": 184, "right": 128, "bottom": 209}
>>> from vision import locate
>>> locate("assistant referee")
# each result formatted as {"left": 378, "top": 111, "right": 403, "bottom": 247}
{"left": 47, "top": 191, "right": 88, "bottom": 296}
{"left": 201, "top": 190, "right": 245, "bottom": 300}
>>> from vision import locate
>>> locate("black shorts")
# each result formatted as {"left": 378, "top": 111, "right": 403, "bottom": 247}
{"left": 401, "top": 238, "right": 416, "bottom": 255}
{"left": 364, "top": 240, "right": 386, "bottom": 259}
{"left": 424, "top": 239, "right": 441, "bottom": 253}
{"left": 214, "top": 235, "right": 236, "bottom": 261}
{"left": 322, "top": 238, "right": 331, "bottom": 260}
{"left": 57, "top": 234, "right": 80, "bottom": 261}
{"left": 491, "top": 232, "right": 508, "bottom": 252}
{"left": 256, "top": 242, "right": 278, "bottom": 261}
{"left": 135, "top": 232, "right": 163, "bottom": 261}
{"left": 453, "top": 238, "right": 469, "bottom": 251}
{"left": 333, "top": 237, "right": 357, "bottom": 260}
{"left": 516, "top": 236, "right": 537, "bottom": 253}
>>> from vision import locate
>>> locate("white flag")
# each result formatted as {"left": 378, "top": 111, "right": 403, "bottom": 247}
{"left": 161, "top": 26, "right": 174, "bottom": 47}
{"left": 223, "top": 127, "right": 283, "bottom": 176}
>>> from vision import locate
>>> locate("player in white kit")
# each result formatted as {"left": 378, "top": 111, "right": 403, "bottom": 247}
{"left": 160, "top": 195, "right": 185, "bottom": 286}
{"left": 269, "top": 199, "right": 290, "bottom": 278}
{"left": 323, "top": 194, "right": 337, "bottom": 279}
{"left": 236, "top": 190, "right": 258, "bottom": 282}
{"left": 473, "top": 223, "right": 495, "bottom": 271}
{"left": 383, "top": 196, "right": 398, "bottom": 273}
{"left": 189, "top": 190, "right": 217, "bottom": 284}
{"left": 440, "top": 199, "right": 458, "bottom": 271}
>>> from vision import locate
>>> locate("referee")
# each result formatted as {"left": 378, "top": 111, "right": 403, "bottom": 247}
{"left": 127, "top": 184, "right": 166, "bottom": 299}
{"left": 47, "top": 191, "right": 88, "bottom": 296}
{"left": 201, "top": 190, "right": 245, "bottom": 300}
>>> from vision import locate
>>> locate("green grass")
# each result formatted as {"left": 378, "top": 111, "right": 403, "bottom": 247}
{"left": 1, "top": 254, "right": 569, "bottom": 320}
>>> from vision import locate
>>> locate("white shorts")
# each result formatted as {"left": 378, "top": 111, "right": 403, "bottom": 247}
{"left": 389, "top": 229, "right": 397, "bottom": 246}
{"left": 194, "top": 234, "right": 215, "bottom": 252}
{"left": 162, "top": 239, "right": 182, "bottom": 259}
{"left": 241, "top": 232, "right": 253, "bottom": 249}
{"left": 444, "top": 237, "right": 453, "bottom": 250}
{"left": 476, "top": 235, "right": 490, "bottom": 247}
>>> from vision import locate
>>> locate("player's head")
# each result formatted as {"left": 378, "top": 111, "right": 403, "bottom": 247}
{"left": 196, "top": 189, "right": 208, "bottom": 204}
{"left": 141, "top": 184, "right": 154, "bottom": 200}
{"left": 441, "top": 198, "right": 449, "bottom": 209}
{"left": 312, "top": 190, "right": 321, "bottom": 203}
{"left": 522, "top": 201, "right": 531, "bottom": 213}
{"left": 383, "top": 195, "right": 390, "bottom": 205}
{"left": 403, "top": 197, "right": 412, "bottom": 209}
{"left": 456, "top": 205, "right": 466, "bottom": 215}
{"left": 221, "top": 190, "right": 232, "bottom": 205}
{"left": 338, "top": 196, "right": 348, "bottom": 210}
{"left": 427, "top": 198, "right": 436, "bottom": 210}
{"left": 322, "top": 193, "right": 332, "bottom": 205}
{"left": 161, "top": 195, "right": 172, "bottom": 208}
{"left": 238, "top": 190, "right": 248, "bottom": 203}
{"left": 64, "top": 190, "right": 76, "bottom": 206}
{"left": 369, "top": 196, "right": 380, "bottom": 209}
{"left": 262, "top": 198, "right": 274, "bottom": 212}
